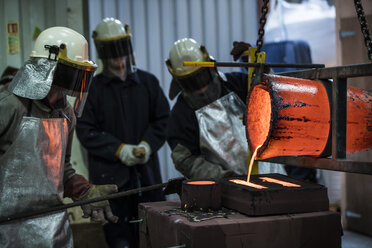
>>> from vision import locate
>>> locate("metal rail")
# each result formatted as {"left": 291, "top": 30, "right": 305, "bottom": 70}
{"left": 0, "top": 177, "right": 186, "bottom": 224}
{"left": 183, "top": 61, "right": 325, "bottom": 69}
{"left": 278, "top": 62, "right": 372, "bottom": 79}
{"left": 0, "top": 182, "right": 167, "bottom": 224}
{"left": 264, "top": 62, "right": 372, "bottom": 175}
{"left": 263, "top": 157, "right": 372, "bottom": 175}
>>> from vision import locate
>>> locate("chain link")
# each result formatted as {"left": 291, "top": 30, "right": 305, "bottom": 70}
{"left": 255, "top": 0, "right": 270, "bottom": 59}
{"left": 354, "top": 0, "right": 372, "bottom": 61}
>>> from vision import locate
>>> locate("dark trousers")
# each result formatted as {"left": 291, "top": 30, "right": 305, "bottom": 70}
{"left": 103, "top": 195, "right": 139, "bottom": 248}
{"left": 103, "top": 188, "right": 165, "bottom": 248}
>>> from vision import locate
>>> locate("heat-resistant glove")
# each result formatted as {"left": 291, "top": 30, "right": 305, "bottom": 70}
{"left": 64, "top": 174, "right": 118, "bottom": 225}
{"left": 136, "top": 141, "right": 152, "bottom": 164}
{"left": 230, "top": 41, "right": 252, "bottom": 62}
{"left": 80, "top": 184, "right": 118, "bottom": 225}
{"left": 119, "top": 144, "right": 142, "bottom": 166}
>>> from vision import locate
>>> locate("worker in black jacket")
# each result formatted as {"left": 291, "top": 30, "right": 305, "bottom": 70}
{"left": 76, "top": 18, "right": 170, "bottom": 248}
{"left": 166, "top": 38, "right": 286, "bottom": 180}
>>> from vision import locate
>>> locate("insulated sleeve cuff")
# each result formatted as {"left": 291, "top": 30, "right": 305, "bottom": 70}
{"left": 115, "top": 143, "right": 125, "bottom": 159}
{"left": 63, "top": 174, "right": 92, "bottom": 200}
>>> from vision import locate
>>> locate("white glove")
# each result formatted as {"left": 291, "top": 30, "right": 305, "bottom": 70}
{"left": 137, "top": 141, "right": 151, "bottom": 164}
{"left": 119, "top": 144, "right": 141, "bottom": 166}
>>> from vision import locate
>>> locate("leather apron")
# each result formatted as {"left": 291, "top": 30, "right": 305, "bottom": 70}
{"left": 196, "top": 92, "right": 286, "bottom": 176}
{"left": 0, "top": 117, "right": 73, "bottom": 247}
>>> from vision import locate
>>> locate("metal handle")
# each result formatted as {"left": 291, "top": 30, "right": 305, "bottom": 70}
{"left": 168, "top": 245, "right": 186, "bottom": 248}
{"left": 129, "top": 218, "right": 143, "bottom": 223}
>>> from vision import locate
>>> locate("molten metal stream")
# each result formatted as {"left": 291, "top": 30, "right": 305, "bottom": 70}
{"left": 230, "top": 144, "right": 267, "bottom": 189}
{"left": 247, "top": 144, "right": 262, "bottom": 183}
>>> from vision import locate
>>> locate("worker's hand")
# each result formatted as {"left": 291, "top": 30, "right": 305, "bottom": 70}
{"left": 230, "top": 41, "right": 251, "bottom": 62}
{"left": 136, "top": 141, "right": 151, "bottom": 164}
{"left": 63, "top": 174, "right": 118, "bottom": 225}
{"left": 119, "top": 144, "right": 142, "bottom": 166}
{"left": 81, "top": 184, "right": 119, "bottom": 225}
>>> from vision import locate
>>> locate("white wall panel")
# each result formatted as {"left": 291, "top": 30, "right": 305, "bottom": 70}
{"left": 231, "top": 0, "right": 244, "bottom": 42}
{"left": 0, "top": 0, "right": 72, "bottom": 71}
{"left": 243, "top": 0, "right": 258, "bottom": 45}
{"left": 160, "top": 0, "right": 176, "bottom": 102}
{"left": 118, "top": 0, "right": 132, "bottom": 30}
{"left": 132, "top": 0, "right": 148, "bottom": 69}
{"left": 216, "top": 0, "right": 231, "bottom": 69}
{"left": 147, "top": 0, "right": 162, "bottom": 77}
{"left": 189, "top": 0, "right": 203, "bottom": 43}
{"left": 175, "top": 0, "right": 189, "bottom": 39}
{"left": 103, "top": 0, "right": 116, "bottom": 18}
{"left": 87, "top": 0, "right": 258, "bottom": 183}
{"left": 0, "top": 0, "right": 5, "bottom": 69}
{"left": 203, "top": 0, "right": 217, "bottom": 58}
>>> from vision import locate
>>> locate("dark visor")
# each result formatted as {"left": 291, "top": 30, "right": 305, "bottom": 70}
{"left": 95, "top": 37, "right": 133, "bottom": 59}
{"left": 176, "top": 67, "right": 216, "bottom": 92}
{"left": 53, "top": 62, "right": 95, "bottom": 96}
{"left": 53, "top": 60, "right": 96, "bottom": 117}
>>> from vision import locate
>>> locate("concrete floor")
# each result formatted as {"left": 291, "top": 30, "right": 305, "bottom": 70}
{"left": 342, "top": 230, "right": 372, "bottom": 248}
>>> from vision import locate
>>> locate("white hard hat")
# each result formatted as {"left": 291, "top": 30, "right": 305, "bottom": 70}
{"left": 169, "top": 38, "right": 204, "bottom": 74}
{"left": 30, "top": 26, "right": 90, "bottom": 63}
{"left": 93, "top": 17, "right": 127, "bottom": 41}
{"left": 10, "top": 26, "right": 97, "bottom": 117}
{"left": 93, "top": 18, "right": 134, "bottom": 60}
{"left": 166, "top": 38, "right": 223, "bottom": 100}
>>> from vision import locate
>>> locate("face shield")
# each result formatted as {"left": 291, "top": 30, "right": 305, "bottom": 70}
{"left": 102, "top": 55, "right": 136, "bottom": 81}
{"left": 52, "top": 44, "right": 97, "bottom": 117}
{"left": 94, "top": 29, "right": 136, "bottom": 81}
{"left": 9, "top": 46, "right": 96, "bottom": 117}
{"left": 167, "top": 59, "right": 223, "bottom": 110}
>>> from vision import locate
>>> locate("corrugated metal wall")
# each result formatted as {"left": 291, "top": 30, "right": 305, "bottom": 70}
{"left": 88, "top": 0, "right": 258, "bottom": 182}
{"left": 0, "top": 0, "right": 72, "bottom": 71}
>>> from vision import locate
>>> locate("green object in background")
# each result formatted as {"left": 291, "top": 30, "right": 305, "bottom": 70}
{"left": 32, "top": 27, "right": 42, "bottom": 40}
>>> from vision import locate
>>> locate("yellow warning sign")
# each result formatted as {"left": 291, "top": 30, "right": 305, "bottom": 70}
{"left": 7, "top": 22, "right": 20, "bottom": 54}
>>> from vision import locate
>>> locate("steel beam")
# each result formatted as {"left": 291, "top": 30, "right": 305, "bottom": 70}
{"left": 263, "top": 157, "right": 372, "bottom": 175}
{"left": 278, "top": 62, "right": 372, "bottom": 79}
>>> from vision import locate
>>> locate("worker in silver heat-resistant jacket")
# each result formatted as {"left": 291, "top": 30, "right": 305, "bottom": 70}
{"left": 0, "top": 26, "right": 118, "bottom": 247}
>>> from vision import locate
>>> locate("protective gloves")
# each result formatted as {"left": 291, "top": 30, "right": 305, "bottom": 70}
{"left": 230, "top": 41, "right": 251, "bottom": 62}
{"left": 118, "top": 141, "right": 152, "bottom": 166}
{"left": 136, "top": 141, "right": 151, "bottom": 164}
{"left": 64, "top": 174, "right": 118, "bottom": 225}
{"left": 119, "top": 144, "right": 141, "bottom": 166}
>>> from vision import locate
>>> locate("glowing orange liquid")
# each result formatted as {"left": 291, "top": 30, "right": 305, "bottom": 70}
{"left": 247, "top": 144, "right": 262, "bottom": 183}
{"left": 259, "top": 177, "right": 300, "bottom": 187}
{"left": 229, "top": 179, "right": 267, "bottom": 189}
{"left": 229, "top": 144, "right": 267, "bottom": 189}
{"left": 187, "top": 181, "right": 216, "bottom": 185}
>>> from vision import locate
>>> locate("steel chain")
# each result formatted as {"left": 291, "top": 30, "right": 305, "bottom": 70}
{"left": 354, "top": 0, "right": 372, "bottom": 61}
{"left": 255, "top": 0, "right": 270, "bottom": 61}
